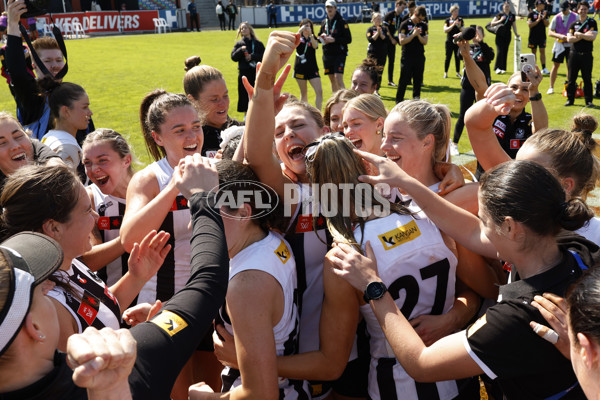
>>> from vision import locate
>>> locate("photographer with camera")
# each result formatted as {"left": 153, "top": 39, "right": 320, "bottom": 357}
{"left": 5, "top": 0, "right": 93, "bottom": 143}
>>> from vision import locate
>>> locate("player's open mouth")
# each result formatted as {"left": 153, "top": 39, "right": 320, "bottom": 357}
{"left": 184, "top": 144, "right": 198, "bottom": 151}
{"left": 11, "top": 152, "right": 26, "bottom": 162}
{"left": 349, "top": 137, "right": 363, "bottom": 149}
{"left": 95, "top": 175, "right": 109, "bottom": 185}
{"left": 288, "top": 145, "right": 305, "bottom": 161}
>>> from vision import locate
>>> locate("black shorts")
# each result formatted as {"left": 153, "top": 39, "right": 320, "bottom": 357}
{"left": 294, "top": 62, "right": 320, "bottom": 80}
{"left": 552, "top": 45, "right": 570, "bottom": 63}
{"left": 323, "top": 53, "right": 346, "bottom": 75}
{"left": 528, "top": 36, "right": 546, "bottom": 49}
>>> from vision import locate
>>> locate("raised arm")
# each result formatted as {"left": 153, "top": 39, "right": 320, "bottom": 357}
{"left": 356, "top": 151, "right": 497, "bottom": 259}
{"left": 120, "top": 168, "right": 178, "bottom": 252}
{"left": 243, "top": 32, "right": 299, "bottom": 198}
{"left": 465, "top": 83, "right": 514, "bottom": 171}
{"left": 128, "top": 156, "right": 229, "bottom": 400}
{"left": 527, "top": 66, "right": 548, "bottom": 133}
{"left": 457, "top": 40, "right": 489, "bottom": 99}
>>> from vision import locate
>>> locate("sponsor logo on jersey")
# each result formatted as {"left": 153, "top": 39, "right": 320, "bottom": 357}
{"left": 97, "top": 216, "right": 123, "bottom": 230}
{"left": 378, "top": 220, "right": 421, "bottom": 250}
{"left": 494, "top": 119, "right": 506, "bottom": 131}
{"left": 275, "top": 240, "right": 291, "bottom": 264}
{"left": 151, "top": 310, "right": 188, "bottom": 336}
{"left": 295, "top": 214, "right": 326, "bottom": 233}
{"left": 467, "top": 314, "right": 487, "bottom": 337}
{"left": 493, "top": 127, "right": 505, "bottom": 139}
{"left": 510, "top": 139, "right": 522, "bottom": 149}
{"left": 77, "top": 290, "right": 100, "bottom": 326}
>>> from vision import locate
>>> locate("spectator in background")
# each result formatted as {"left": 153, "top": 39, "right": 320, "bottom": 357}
{"left": 443, "top": 4, "right": 463, "bottom": 79}
{"left": 268, "top": 1, "right": 277, "bottom": 28}
{"left": 383, "top": 0, "right": 406, "bottom": 87}
{"left": 568, "top": 0, "right": 579, "bottom": 10}
{"left": 187, "top": 0, "right": 200, "bottom": 32}
{"left": 547, "top": 1, "right": 576, "bottom": 94}
{"left": 231, "top": 22, "right": 264, "bottom": 113}
{"left": 26, "top": 16, "right": 38, "bottom": 40}
{"left": 216, "top": 0, "right": 226, "bottom": 31}
{"left": 396, "top": 5, "right": 428, "bottom": 103}
{"left": 527, "top": 0, "right": 550, "bottom": 74}
{"left": 294, "top": 18, "right": 323, "bottom": 109}
{"left": 489, "top": 1, "right": 519, "bottom": 75}
{"left": 565, "top": 1, "right": 597, "bottom": 107}
{"left": 0, "top": 12, "right": 7, "bottom": 42}
{"left": 226, "top": 0, "right": 238, "bottom": 31}
{"left": 319, "top": 0, "right": 352, "bottom": 93}
{"left": 366, "top": 12, "right": 389, "bottom": 93}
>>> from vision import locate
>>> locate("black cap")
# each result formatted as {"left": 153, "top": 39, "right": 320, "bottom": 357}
{"left": 0, "top": 232, "right": 63, "bottom": 356}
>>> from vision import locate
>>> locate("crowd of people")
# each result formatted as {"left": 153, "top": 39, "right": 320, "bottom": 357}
{"left": 1, "top": 0, "right": 600, "bottom": 399}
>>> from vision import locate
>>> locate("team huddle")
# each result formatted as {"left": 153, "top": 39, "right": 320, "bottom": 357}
{"left": 1, "top": 0, "right": 600, "bottom": 399}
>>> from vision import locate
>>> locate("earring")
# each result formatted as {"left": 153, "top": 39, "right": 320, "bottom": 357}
{"left": 376, "top": 130, "right": 382, "bottom": 135}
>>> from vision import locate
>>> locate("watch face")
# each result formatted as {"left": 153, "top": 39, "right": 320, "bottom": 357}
{"left": 366, "top": 281, "right": 387, "bottom": 300}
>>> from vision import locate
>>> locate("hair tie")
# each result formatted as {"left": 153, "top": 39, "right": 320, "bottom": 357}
{"left": 582, "top": 129, "right": 592, "bottom": 138}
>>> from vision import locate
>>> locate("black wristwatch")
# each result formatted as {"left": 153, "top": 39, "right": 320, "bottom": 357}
{"left": 363, "top": 281, "right": 387, "bottom": 302}
{"left": 529, "top": 92, "right": 542, "bottom": 101}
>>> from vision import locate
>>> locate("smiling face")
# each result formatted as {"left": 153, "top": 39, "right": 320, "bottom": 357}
{"left": 196, "top": 78, "right": 230, "bottom": 128}
{"left": 0, "top": 118, "right": 35, "bottom": 176}
{"left": 578, "top": 3, "right": 589, "bottom": 19}
{"left": 83, "top": 142, "right": 132, "bottom": 198}
{"left": 351, "top": 70, "right": 377, "bottom": 94}
{"left": 381, "top": 112, "right": 432, "bottom": 178}
{"left": 274, "top": 105, "right": 324, "bottom": 178}
{"left": 56, "top": 184, "right": 98, "bottom": 261}
{"left": 152, "top": 105, "right": 204, "bottom": 167}
{"left": 508, "top": 75, "right": 530, "bottom": 114}
{"left": 342, "top": 107, "right": 383, "bottom": 155}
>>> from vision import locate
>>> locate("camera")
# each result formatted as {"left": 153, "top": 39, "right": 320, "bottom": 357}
{"left": 23, "top": 0, "right": 49, "bottom": 18}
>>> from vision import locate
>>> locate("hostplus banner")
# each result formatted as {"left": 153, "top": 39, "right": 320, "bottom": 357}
{"left": 277, "top": 1, "right": 507, "bottom": 24}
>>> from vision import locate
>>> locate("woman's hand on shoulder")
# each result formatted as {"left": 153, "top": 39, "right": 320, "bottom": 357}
{"left": 328, "top": 241, "right": 380, "bottom": 293}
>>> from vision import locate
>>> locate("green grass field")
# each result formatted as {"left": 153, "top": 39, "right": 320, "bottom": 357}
{"left": 1, "top": 17, "right": 599, "bottom": 166}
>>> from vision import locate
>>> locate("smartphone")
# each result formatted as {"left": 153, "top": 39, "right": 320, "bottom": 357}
{"left": 520, "top": 53, "right": 536, "bottom": 81}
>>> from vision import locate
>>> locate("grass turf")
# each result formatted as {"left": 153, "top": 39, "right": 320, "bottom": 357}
{"left": 1, "top": 17, "right": 599, "bottom": 167}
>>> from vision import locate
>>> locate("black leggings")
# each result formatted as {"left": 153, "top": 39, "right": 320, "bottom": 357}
{"left": 445, "top": 41, "right": 460, "bottom": 74}
{"left": 128, "top": 193, "right": 229, "bottom": 400}
{"left": 368, "top": 51, "right": 387, "bottom": 89}
{"left": 453, "top": 85, "right": 477, "bottom": 144}
{"left": 495, "top": 34, "right": 511, "bottom": 71}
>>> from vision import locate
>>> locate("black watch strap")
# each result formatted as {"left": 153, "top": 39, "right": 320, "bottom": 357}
{"left": 529, "top": 92, "right": 542, "bottom": 101}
